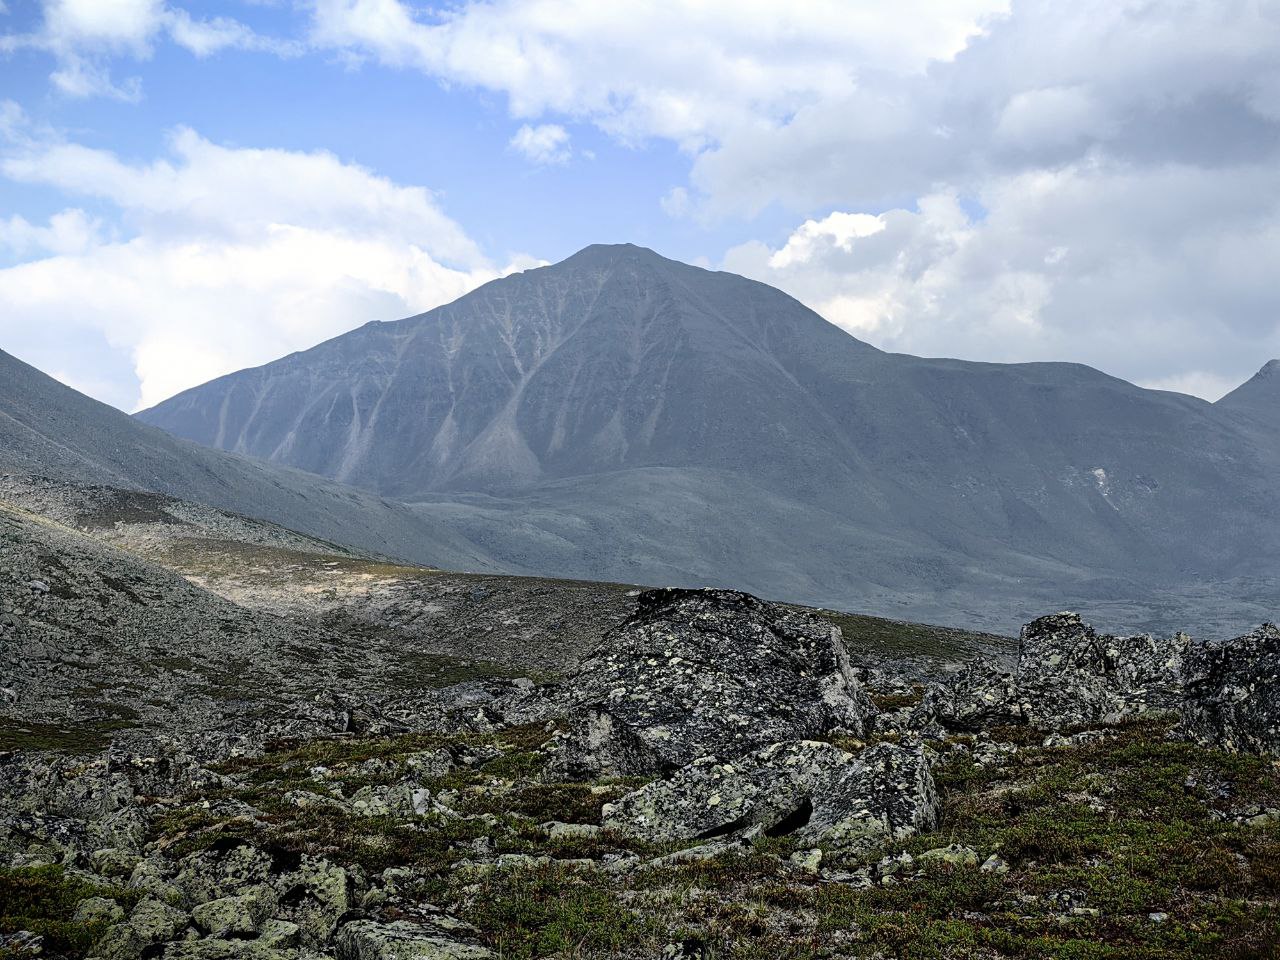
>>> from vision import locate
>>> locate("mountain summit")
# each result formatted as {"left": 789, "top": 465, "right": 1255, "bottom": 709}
{"left": 135, "top": 245, "right": 1280, "bottom": 632}
{"left": 1218, "top": 359, "right": 1280, "bottom": 419}
{"left": 139, "top": 243, "right": 879, "bottom": 497}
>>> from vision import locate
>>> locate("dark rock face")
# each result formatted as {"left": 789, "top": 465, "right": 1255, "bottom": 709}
{"left": 1016, "top": 613, "right": 1189, "bottom": 728}
{"left": 1182, "top": 624, "right": 1280, "bottom": 755}
{"left": 937, "top": 612, "right": 1188, "bottom": 732}
{"left": 550, "top": 589, "right": 871, "bottom": 778}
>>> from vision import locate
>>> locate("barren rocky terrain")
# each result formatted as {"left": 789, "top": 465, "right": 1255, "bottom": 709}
{"left": 2, "top": 475, "right": 1277, "bottom": 959}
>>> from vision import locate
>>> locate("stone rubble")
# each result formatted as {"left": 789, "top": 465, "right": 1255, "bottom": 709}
{"left": 0, "top": 581, "right": 1277, "bottom": 960}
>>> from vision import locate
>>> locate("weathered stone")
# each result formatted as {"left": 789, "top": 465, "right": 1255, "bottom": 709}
{"left": 804, "top": 742, "right": 938, "bottom": 852}
{"left": 91, "top": 847, "right": 142, "bottom": 878}
{"left": 931, "top": 665, "right": 1020, "bottom": 731}
{"left": 1182, "top": 624, "right": 1280, "bottom": 756}
{"left": 937, "top": 612, "right": 1189, "bottom": 733}
{"left": 273, "top": 856, "right": 353, "bottom": 947}
{"left": 552, "top": 589, "right": 872, "bottom": 778}
{"left": 603, "top": 739, "right": 937, "bottom": 853}
{"left": 541, "top": 821, "right": 601, "bottom": 840}
{"left": 1017, "top": 613, "right": 1188, "bottom": 728}
{"left": 73, "top": 895, "right": 126, "bottom": 926}
{"left": 258, "top": 919, "right": 301, "bottom": 949}
{"left": 128, "top": 898, "right": 190, "bottom": 943}
{"left": 334, "top": 919, "right": 493, "bottom": 960}
{"left": 96, "top": 898, "right": 190, "bottom": 960}
{"left": 0, "top": 931, "right": 42, "bottom": 956}
{"left": 158, "top": 941, "right": 297, "bottom": 960}
{"left": 191, "top": 892, "right": 274, "bottom": 938}
{"left": 918, "top": 844, "right": 979, "bottom": 868}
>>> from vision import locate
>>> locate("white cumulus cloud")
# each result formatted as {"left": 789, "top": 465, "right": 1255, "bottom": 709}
{"left": 3, "top": 0, "right": 295, "bottom": 99}
{"left": 0, "top": 114, "right": 531, "bottom": 410}
{"left": 508, "top": 123, "right": 571, "bottom": 165}
{"left": 725, "top": 160, "right": 1280, "bottom": 399}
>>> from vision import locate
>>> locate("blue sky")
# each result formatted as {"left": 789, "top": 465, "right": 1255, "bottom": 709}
{"left": 2, "top": 1, "right": 1279, "bottom": 410}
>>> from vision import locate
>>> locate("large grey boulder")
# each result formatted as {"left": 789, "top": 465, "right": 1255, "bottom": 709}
{"left": 1182, "top": 624, "right": 1280, "bottom": 756}
{"left": 602, "top": 740, "right": 937, "bottom": 853}
{"left": 552, "top": 589, "right": 871, "bottom": 778}
{"left": 937, "top": 612, "right": 1188, "bottom": 732}
{"left": 1016, "top": 613, "right": 1189, "bottom": 728}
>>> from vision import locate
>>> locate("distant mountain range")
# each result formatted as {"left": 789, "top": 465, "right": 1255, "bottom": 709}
{"left": 7, "top": 244, "right": 1277, "bottom": 634}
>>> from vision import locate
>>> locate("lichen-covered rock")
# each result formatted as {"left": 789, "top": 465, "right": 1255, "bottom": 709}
{"left": 73, "top": 895, "right": 126, "bottom": 926}
{"left": 1182, "top": 624, "right": 1280, "bottom": 756}
{"left": 272, "top": 856, "right": 354, "bottom": 948}
{"left": 602, "top": 739, "right": 936, "bottom": 852}
{"left": 1016, "top": 613, "right": 1188, "bottom": 728}
{"left": 334, "top": 919, "right": 493, "bottom": 960}
{"left": 191, "top": 891, "right": 275, "bottom": 938}
{"left": 96, "top": 898, "right": 191, "bottom": 960}
{"left": 931, "top": 664, "right": 1020, "bottom": 731}
{"left": 936, "top": 612, "right": 1188, "bottom": 732}
{"left": 158, "top": 941, "right": 300, "bottom": 960}
{"left": 552, "top": 589, "right": 872, "bottom": 778}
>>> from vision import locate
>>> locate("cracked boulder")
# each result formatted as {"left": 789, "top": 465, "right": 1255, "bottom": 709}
{"left": 602, "top": 740, "right": 937, "bottom": 853}
{"left": 1016, "top": 613, "right": 1189, "bottom": 728}
{"left": 550, "top": 589, "right": 872, "bottom": 778}
{"left": 937, "top": 612, "right": 1188, "bottom": 732}
{"left": 1182, "top": 624, "right": 1280, "bottom": 756}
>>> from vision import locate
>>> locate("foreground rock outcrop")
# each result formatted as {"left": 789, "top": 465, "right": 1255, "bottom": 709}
{"left": 1182, "top": 623, "right": 1280, "bottom": 755}
{"left": 1, "top": 574, "right": 1278, "bottom": 960}
{"left": 602, "top": 739, "right": 937, "bottom": 852}
{"left": 551, "top": 589, "right": 872, "bottom": 778}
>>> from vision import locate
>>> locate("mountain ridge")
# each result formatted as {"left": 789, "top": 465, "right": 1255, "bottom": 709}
{"left": 0, "top": 346, "right": 494, "bottom": 573}
{"left": 37, "top": 244, "right": 1280, "bottom": 632}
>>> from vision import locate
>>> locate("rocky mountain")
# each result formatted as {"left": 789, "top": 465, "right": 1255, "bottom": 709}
{"left": 1218, "top": 358, "right": 1280, "bottom": 421}
{"left": 138, "top": 244, "right": 1280, "bottom": 634}
{"left": 0, "top": 348, "right": 493, "bottom": 574}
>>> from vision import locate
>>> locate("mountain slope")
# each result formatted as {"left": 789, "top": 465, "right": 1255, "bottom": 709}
{"left": 135, "top": 245, "right": 1280, "bottom": 633}
{"left": 0, "top": 347, "right": 492, "bottom": 572}
{"left": 1218, "top": 359, "right": 1280, "bottom": 421}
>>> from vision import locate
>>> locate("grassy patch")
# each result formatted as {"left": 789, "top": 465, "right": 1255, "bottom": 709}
{"left": 459, "top": 861, "right": 658, "bottom": 958}
{"left": 0, "top": 718, "right": 134, "bottom": 753}
{"left": 0, "top": 866, "right": 139, "bottom": 958}
{"left": 809, "top": 608, "right": 1011, "bottom": 662}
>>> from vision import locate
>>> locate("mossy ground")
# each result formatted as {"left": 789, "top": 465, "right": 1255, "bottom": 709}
{"left": 0, "top": 866, "right": 139, "bottom": 959}
{"left": 138, "top": 717, "right": 1280, "bottom": 959}
{"left": 0, "top": 719, "right": 134, "bottom": 754}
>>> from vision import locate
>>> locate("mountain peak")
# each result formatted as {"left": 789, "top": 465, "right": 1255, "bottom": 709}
{"left": 1216, "top": 359, "right": 1280, "bottom": 415}
{"left": 561, "top": 242, "right": 667, "bottom": 266}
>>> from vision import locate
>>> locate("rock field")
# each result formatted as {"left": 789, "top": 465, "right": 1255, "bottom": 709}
{"left": 2, "top": 478, "right": 1278, "bottom": 959}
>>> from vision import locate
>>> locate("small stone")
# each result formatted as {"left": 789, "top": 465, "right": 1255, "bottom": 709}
{"left": 980, "top": 854, "right": 1010, "bottom": 874}
{"left": 789, "top": 848, "right": 823, "bottom": 874}
{"left": 334, "top": 919, "right": 493, "bottom": 960}
{"left": 541, "top": 821, "right": 601, "bottom": 840}
{"left": 918, "top": 844, "right": 979, "bottom": 868}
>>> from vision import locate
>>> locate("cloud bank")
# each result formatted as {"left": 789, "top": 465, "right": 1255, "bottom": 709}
{"left": 0, "top": 111, "right": 530, "bottom": 410}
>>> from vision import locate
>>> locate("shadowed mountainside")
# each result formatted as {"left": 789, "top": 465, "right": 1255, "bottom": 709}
{"left": 0, "top": 347, "right": 494, "bottom": 573}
